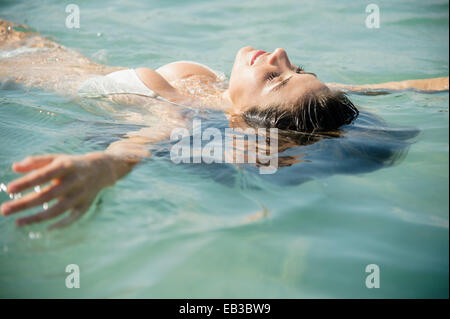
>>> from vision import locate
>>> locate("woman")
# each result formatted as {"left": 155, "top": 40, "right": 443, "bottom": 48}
{"left": 0, "top": 19, "right": 448, "bottom": 229}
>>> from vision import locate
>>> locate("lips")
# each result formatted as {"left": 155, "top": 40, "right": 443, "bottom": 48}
{"left": 250, "top": 50, "right": 266, "bottom": 66}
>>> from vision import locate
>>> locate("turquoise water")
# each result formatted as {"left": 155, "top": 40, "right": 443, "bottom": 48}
{"left": 0, "top": 0, "right": 448, "bottom": 298}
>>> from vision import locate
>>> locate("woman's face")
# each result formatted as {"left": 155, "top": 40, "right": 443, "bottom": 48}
{"left": 228, "top": 46, "right": 328, "bottom": 112}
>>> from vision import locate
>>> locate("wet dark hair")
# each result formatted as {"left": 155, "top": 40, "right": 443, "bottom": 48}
{"left": 242, "top": 90, "right": 359, "bottom": 132}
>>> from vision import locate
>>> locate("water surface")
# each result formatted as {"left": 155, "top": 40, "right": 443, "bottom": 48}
{"left": 0, "top": 0, "right": 448, "bottom": 298}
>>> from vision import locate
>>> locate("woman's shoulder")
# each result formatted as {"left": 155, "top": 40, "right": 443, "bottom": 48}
{"left": 155, "top": 60, "right": 219, "bottom": 82}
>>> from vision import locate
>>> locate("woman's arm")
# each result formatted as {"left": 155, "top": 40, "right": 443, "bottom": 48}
{"left": 0, "top": 101, "right": 188, "bottom": 229}
{"left": 0, "top": 141, "right": 148, "bottom": 229}
{"left": 327, "top": 76, "right": 449, "bottom": 92}
{"left": 0, "top": 113, "right": 187, "bottom": 229}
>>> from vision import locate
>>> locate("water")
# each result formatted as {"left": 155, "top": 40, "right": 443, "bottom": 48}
{"left": 0, "top": 0, "right": 448, "bottom": 298}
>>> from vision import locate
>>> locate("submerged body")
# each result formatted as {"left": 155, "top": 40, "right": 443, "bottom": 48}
{"left": 0, "top": 19, "right": 448, "bottom": 228}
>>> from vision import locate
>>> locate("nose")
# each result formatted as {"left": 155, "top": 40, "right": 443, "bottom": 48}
{"left": 268, "top": 48, "right": 287, "bottom": 65}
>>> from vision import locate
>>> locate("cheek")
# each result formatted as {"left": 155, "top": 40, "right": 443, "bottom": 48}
{"left": 228, "top": 64, "right": 262, "bottom": 107}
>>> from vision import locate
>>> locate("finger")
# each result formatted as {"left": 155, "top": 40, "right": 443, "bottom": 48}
{"left": 47, "top": 202, "right": 89, "bottom": 230}
{"left": 15, "top": 193, "right": 79, "bottom": 227}
{"left": 12, "top": 155, "right": 59, "bottom": 173}
{"left": 1, "top": 176, "right": 78, "bottom": 216}
{"left": 7, "top": 160, "right": 73, "bottom": 194}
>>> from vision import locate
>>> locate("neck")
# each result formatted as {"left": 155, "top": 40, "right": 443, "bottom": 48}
{"left": 220, "top": 89, "right": 237, "bottom": 114}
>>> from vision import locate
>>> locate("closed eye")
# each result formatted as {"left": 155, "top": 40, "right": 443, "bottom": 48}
{"left": 265, "top": 72, "right": 280, "bottom": 82}
{"left": 272, "top": 76, "right": 292, "bottom": 91}
{"left": 296, "top": 65, "right": 317, "bottom": 77}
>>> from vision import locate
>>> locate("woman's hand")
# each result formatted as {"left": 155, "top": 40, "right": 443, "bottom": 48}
{"left": 1, "top": 152, "right": 119, "bottom": 229}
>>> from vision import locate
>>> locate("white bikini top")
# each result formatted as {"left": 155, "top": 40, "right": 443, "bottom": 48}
{"left": 78, "top": 69, "right": 158, "bottom": 98}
